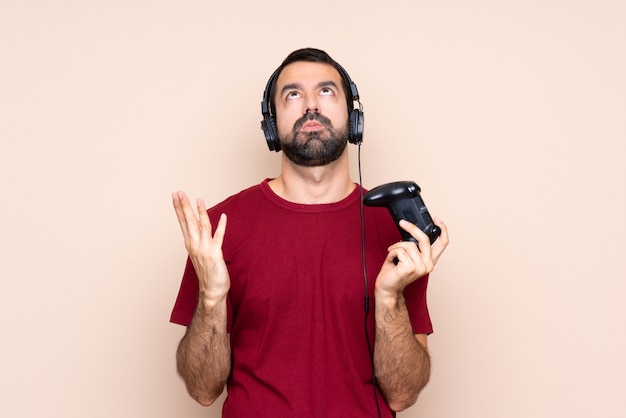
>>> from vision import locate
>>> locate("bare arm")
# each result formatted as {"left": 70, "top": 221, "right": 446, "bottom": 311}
{"left": 176, "top": 292, "right": 230, "bottom": 406}
{"left": 374, "top": 218, "right": 449, "bottom": 411}
{"left": 374, "top": 292, "right": 430, "bottom": 411}
{"left": 172, "top": 191, "right": 232, "bottom": 406}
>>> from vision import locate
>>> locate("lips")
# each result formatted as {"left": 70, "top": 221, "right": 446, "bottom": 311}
{"left": 300, "top": 121, "right": 324, "bottom": 132}
{"left": 293, "top": 112, "right": 333, "bottom": 135}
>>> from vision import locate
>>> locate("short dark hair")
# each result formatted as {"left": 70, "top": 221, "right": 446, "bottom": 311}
{"left": 268, "top": 48, "right": 352, "bottom": 115}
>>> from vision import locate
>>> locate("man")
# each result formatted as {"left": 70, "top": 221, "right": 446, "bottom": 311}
{"left": 170, "top": 48, "right": 449, "bottom": 417}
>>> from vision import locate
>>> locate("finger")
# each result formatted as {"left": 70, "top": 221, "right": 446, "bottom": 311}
{"left": 390, "top": 245, "right": 427, "bottom": 282}
{"left": 431, "top": 217, "right": 450, "bottom": 263}
{"left": 392, "top": 246, "right": 412, "bottom": 267}
{"left": 394, "top": 221, "right": 434, "bottom": 274}
{"left": 212, "top": 213, "right": 228, "bottom": 247}
{"left": 399, "top": 220, "right": 432, "bottom": 258}
{"left": 172, "top": 191, "right": 186, "bottom": 223}
{"left": 434, "top": 217, "right": 449, "bottom": 244}
{"left": 173, "top": 191, "right": 199, "bottom": 243}
{"left": 196, "top": 198, "right": 212, "bottom": 236}
{"left": 172, "top": 191, "right": 192, "bottom": 241}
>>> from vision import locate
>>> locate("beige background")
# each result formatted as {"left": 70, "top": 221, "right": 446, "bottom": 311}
{"left": 1, "top": 1, "right": 625, "bottom": 417}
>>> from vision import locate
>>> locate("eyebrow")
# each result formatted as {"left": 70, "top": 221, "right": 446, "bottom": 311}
{"left": 279, "top": 80, "right": 340, "bottom": 97}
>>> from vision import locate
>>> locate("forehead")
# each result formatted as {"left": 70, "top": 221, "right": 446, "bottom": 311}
{"left": 275, "top": 61, "right": 344, "bottom": 90}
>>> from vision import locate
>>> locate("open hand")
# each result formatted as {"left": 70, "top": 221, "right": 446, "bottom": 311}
{"left": 172, "top": 191, "right": 230, "bottom": 299}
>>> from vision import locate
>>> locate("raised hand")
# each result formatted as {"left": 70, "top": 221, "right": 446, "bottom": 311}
{"left": 172, "top": 191, "right": 230, "bottom": 301}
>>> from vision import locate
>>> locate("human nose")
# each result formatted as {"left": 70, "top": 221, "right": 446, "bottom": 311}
{"left": 303, "top": 94, "right": 319, "bottom": 114}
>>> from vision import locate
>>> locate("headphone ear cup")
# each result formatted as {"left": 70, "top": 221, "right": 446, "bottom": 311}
{"left": 261, "top": 115, "right": 281, "bottom": 151}
{"left": 349, "top": 109, "right": 364, "bottom": 145}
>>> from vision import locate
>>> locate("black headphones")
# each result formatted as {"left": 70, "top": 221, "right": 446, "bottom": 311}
{"left": 260, "top": 63, "right": 364, "bottom": 152}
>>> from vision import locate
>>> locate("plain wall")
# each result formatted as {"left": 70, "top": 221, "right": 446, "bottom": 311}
{"left": 1, "top": 1, "right": 624, "bottom": 417}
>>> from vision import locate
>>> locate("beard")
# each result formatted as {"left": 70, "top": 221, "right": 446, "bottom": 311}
{"left": 279, "top": 112, "right": 349, "bottom": 167}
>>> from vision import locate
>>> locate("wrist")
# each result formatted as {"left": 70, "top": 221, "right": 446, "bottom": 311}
{"left": 374, "top": 287, "right": 402, "bottom": 308}
{"left": 198, "top": 288, "right": 229, "bottom": 309}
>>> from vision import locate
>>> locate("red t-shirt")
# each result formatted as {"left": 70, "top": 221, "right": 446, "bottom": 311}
{"left": 170, "top": 179, "right": 433, "bottom": 417}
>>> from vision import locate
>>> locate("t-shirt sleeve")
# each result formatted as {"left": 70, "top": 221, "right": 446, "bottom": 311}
{"left": 169, "top": 257, "right": 234, "bottom": 331}
{"left": 368, "top": 205, "right": 434, "bottom": 335}
{"left": 169, "top": 257, "right": 198, "bottom": 326}
{"left": 403, "top": 273, "right": 433, "bottom": 335}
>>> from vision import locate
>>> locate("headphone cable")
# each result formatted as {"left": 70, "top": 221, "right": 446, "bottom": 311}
{"left": 358, "top": 142, "right": 382, "bottom": 418}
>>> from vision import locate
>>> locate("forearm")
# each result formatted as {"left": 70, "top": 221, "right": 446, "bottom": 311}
{"left": 176, "top": 292, "right": 231, "bottom": 406}
{"left": 374, "top": 290, "right": 430, "bottom": 411}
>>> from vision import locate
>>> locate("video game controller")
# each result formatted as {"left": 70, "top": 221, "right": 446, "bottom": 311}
{"left": 363, "top": 181, "right": 441, "bottom": 247}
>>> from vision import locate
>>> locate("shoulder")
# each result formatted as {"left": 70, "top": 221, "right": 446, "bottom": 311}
{"left": 363, "top": 201, "right": 401, "bottom": 246}
{"left": 207, "top": 180, "right": 270, "bottom": 215}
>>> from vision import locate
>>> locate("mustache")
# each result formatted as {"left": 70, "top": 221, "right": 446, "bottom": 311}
{"left": 292, "top": 112, "right": 334, "bottom": 133}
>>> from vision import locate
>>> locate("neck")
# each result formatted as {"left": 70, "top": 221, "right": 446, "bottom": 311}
{"left": 269, "top": 152, "right": 355, "bottom": 204}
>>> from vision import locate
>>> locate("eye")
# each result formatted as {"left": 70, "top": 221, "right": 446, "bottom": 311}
{"left": 320, "top": 87, "right": 334, "bottom": 96}
{"left": 286, "top": 91, "right": 301, "bottom": 100}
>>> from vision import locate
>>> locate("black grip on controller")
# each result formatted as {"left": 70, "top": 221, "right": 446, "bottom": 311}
{"left": 363, "top": 181, "right": 441, "bottom": 246}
